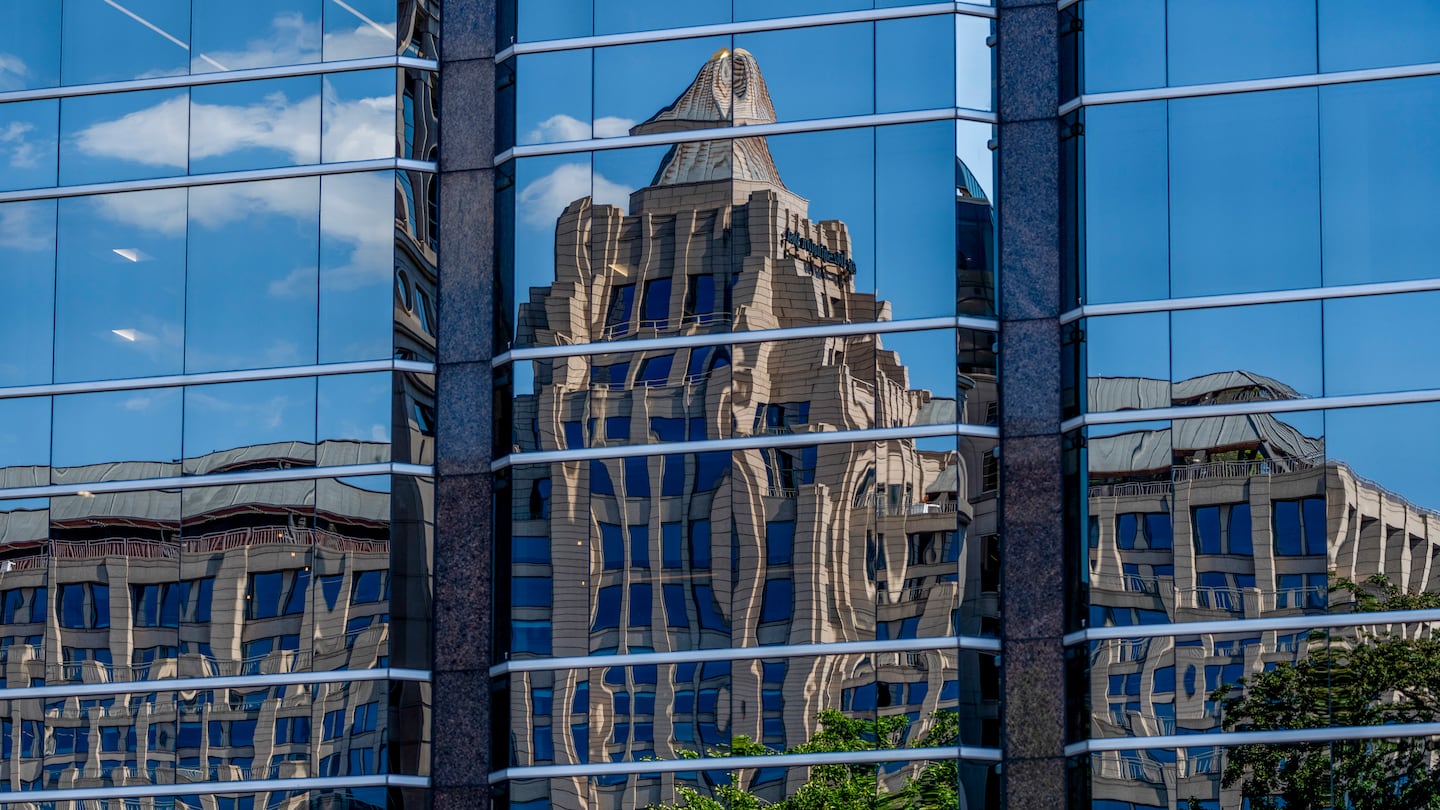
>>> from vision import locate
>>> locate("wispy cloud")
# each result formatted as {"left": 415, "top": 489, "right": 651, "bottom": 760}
{"left": 519, "top": 163, "right": 634, "bottom": 228}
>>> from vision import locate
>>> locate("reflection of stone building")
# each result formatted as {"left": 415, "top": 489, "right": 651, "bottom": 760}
{"left": 0, "top": 441, "right": 433, "bottom": 803}
{"left": 1084, "top": 374, "right": 1440, "bottom": 808}
{"left": 499, "top": 49, "right": 997, "bottom": 808}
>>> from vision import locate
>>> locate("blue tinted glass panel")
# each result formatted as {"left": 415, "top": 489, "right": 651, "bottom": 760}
{"left": 0, "top": 200, "right": 56, "bottom": 385}
{"left": 1167, "top": 0, "right": 1315, "bottom": 86}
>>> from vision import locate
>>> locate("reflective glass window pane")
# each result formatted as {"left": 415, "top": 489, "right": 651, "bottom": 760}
{"left": 314, "top": 476, "right": 392, "bottom": 671}
{"left": 956, "top": 122, "right": 996, "bottom": 317}
{"left": 877, "top": 16, "right": 958, "bottom": 113}
{"left": 0, "top": 200, "right": 56, "bottom": 386}
{"left": 1319, "top": 0, "right": 1440, "bottom": 73}
{"left": 1083, "top": 102, "right": 1168, "bottom": 304}
{"left": 1320, "top": 76, "right": 1440, "bottom": 286}
{"left": 593, "top": 0, "right": 728, "bottom": 37}
{"left": 182, "top": 479, "right": 317, "bottom": 678}
{"left": 54, "top": 189, "right": 186, "bottom": 382}
{"left": 59, "top": 89, "right": 188, "bottom": 185}
{"left": 1081, "top": 0, "right": 1164, "bottom": 93}
{"left": 1169, "top": 89, "right": 1320, "bottom": 297}
{"left": 185, "top": 178, "right": 320, "bottom": 372}
{"left": 183, "top": 378, "right": 318, "bottom": 475}
{"left": 1166, "top": 0, "right": 1316, "bottom": 86}
{"left": 1324, "top": 293, "right": 1440, "bottom": 397}
{"left": 320, "top": 171, "right": 394, "bottom": 362}
{"left": 61, "top": 0, "right": 188, "bottom": 85}
{"left": 51, "top": 388, "right": 183, "bottom": 484}
{"left": 0, "top": 5, "right": 59, "bottom": 91}
{"left": 189, "top": 76, "right": 321, "bottom": 174}
{"left": 512, "top": 0, "right": 591, "bottom": 43}
{"left": 733, "top": 0, "right": 870, "bottom": 23}
{"left": 191, "top": 0, "right": 323, "bottom": 73}
{"left": 876, "top": 121, "right": 957, "bottom": 320}
{"left": 1170, "top": 302, "right": 1322, "bottom": 403}
{"left": 1326, "top": 402, "right": 1440, "bottom": 513}
{"left": 1083, "top": 313, "right": 1169, "bottom": 412}
{"left": 318, "top": 372, "right": 393, "bottom": 465}
{"left": 953, "top": 14, "right": 994, "bottom": 113}
{"left": 0, "top": 100, "right": 58, "bottom": 191}
{"left": 736, "top": 24, "right": 874, "bottom": 122}
{"left": 592, "top": 36, "right": 730, "bottom": 142}
{"left": 514, "top": 49, "right": 593, "bottom": 146}
{"left": 322, "top": 70, "right": 396, "bottom": 163}
{"left": 0, "top": 397, "right": 51, "bottom": 473}
{"left": 323, "top": 0, "right": 397, "bottom": 60}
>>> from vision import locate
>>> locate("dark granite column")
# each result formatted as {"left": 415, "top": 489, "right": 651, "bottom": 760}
{"left": 434, "top": 1, "right": 498, "bottom": 807}
{"left": 996, "top": 2, "right": 1067, "bottom": 808}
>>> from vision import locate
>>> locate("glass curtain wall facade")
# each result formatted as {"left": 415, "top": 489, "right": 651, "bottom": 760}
{"left": 1063, "top": 2, "right": 1440, "bottom": 808}
{"left": 488, "top": 2, "right": 999, "bottom": 807}
{"left": 0, "top": 3, "right": 438, "bottom": 809}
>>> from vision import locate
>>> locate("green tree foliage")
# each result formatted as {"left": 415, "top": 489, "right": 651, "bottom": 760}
{"left": 1208, "top": 575, "right": 1440, "bottom": 810}
{"left": 648, "top": 709, "right": 961, "bottom": 810}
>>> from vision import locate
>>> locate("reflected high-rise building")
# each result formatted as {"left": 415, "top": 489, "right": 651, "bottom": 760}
{"left": 497, "top": 47, "right": 999, "bottom": 808}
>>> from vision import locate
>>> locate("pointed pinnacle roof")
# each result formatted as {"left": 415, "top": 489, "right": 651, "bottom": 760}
{"left": 632, "top": 47, "right": 778, "bottom": 134}
{"left": 633, "top": 48, "right": 786, "bottom": 189}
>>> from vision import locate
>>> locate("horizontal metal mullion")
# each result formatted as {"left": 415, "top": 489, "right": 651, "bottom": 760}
{"left": 1068, "top": 722, "right": 1440, "bottom": 756}
{"left": 0, "top": 56, "right": 435, "bottom": 105}
{"left": 0, "top": 775, "right": 429, "bottom": 803}
{"left": 491, "top": 744, "right": 1002, "bottom": 783}
{"left": 492, "top": 635, "right": 1001, "bottom": 676}
{"left": 0, "top": 667, "right": 429, "bottom": 701}
{"left": 0, "top": 159, "right": 437, "bottom": 204}
{"left": 494, "top": 315, "right": 995, "bottom": 367}
{"left": 0, "top": 462, "right": 434, "bottom": 501}
{"left": 493, "top": 422, "right": 999, "bottom": 470}
{"left": 1059, "top": 277, "right": 1440, "bottom": 325}
{"left": 1061, "top": 387, "right": 1440, "bottom": 433}
{"left": 0, "top": 360, "right": 435, "bottom": 401}
{"left": 1061, "top": 59, "right": 1440, "bottom": 113}
{"left": 1062, "top": 607, "right": 1440, "bottom": 647}
{"left": 496, "top": 3, "right": 991, "bottom": 60}
{"left": 496, "top": 108, "right": 993, "bottom": 163}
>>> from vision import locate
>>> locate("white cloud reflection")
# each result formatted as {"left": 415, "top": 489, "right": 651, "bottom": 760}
{"left": 519, "top": 163, "right": 633, "bottom": 228}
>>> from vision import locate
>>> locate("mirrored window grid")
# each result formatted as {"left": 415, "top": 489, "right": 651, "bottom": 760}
{"left": 0, "top": 370, "right": 433, "bottom": 486}
{"left": 0, "top": 1, "right": 435, "bottom": 91}
{"left": 0, "top": 69, "right": 429, "bottom": 191}
{"left": 1074, "top": 75, "right": 1440, "bottom": 307}
{"left": 0, "top": 171, "right": 434, "bottom": 387}
{"left": 1069, "top": 400, "right": 1440, "bottom": 794}
{"left": 501, "top": 0, "right": 993, "bottom": 46}
{"left": 499, "top": 15, "right": 993, "bottom": 151}
{"left": 0, "top": 676, "right": 429, "bottom": 788}
{"left": 0, "top": 472, "right": 433, "bottom": 683}
{"left": 498, "top": 116, "right": 996, "bottom": 351}
{"left": 1071, "top": 0, "right": 1440, "bottom": 96}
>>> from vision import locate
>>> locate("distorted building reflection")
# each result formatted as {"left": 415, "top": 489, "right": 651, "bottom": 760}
{"left": 498, "top": 48, "right": 998, "bottom": 807}
{"left": 1083, "top": 373, "right": 1440, "bottom": 808}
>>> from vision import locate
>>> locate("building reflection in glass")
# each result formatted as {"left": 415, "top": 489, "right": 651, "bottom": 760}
{"left": 495, "top": 47, "right": 998, "bottom": 807}
{"left": 1078, "top": 374, "right": 1440, "bottom": 808}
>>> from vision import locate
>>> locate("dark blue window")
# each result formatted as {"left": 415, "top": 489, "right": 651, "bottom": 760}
{"left": 562, "top": 421, "right": 584, "bottom": 449}
{"left": 661, "top": 454, "right": 685, "bottom": 495}
{"left": 636, "top": 355, "right": 672, "bottom": 386}
{"left": 512, "top": 536, "right": 551, "bottom": 565}
{"left": 533, "top": 726, "right": 553, "bottom": 761}
{"left": 1145, "top": 513, "right": 1172, "bottom": 550}
{"left": 642, "top": 278, "right": 671, "bottom": 321}
{"left": 693, "top": 585, "right": 727, "bottom": 630}
{"left": 623, "top": 457, "right": 650, "bottom": 497}
{"left": 661, "top": 523, "right": 683, "bottom": 568}
{"left": 1116, "top": 513, "right": 1137, "bottom": 550}
{"left": 630, "top": 525, "right": 650, "bottom": 568}
{"left": 689, "top": 520, "right": 711, "bottom": 568}
{"left": 663, "top": 584, "right": 689, "bottom": 627}
{"left": 605, "top": 416, "right": 629, "bottom": 441}
{"left": 650, "top": 417, "right": 684, "bottom": 442}
{"left": 1302, "top": 498, "right": 1326, "bottom": 555}
{"left": 591, "top": 460, "right": 615, "bottom": 495}
{"left": 512, "top": 577, "right": 552, "bottom": 608}
{"left": 593, "top": 586, "right": 622, "bottom": 631}
{"left": 765, "top": 520, "right": 795, "bottom": 566}
{"left": 759, "top": 579, "right": 793, "bottom": 623}
{"left": 1229, "top": 504, "right": 1253, "bottom": 555}
{"left": 685, "top": 274, "right": 716, "bottom": 316}
{"left": 629, "top": 584, "right": 652, "bottom": 627}
{"left": 695, "top": 452, "right": 728, "bottom": 491}
{"left": 1194, "top": 507, "right": 1221, "bottom": 554}
{"left": 512, "top": 620, "right": 551, "bottom": 654}
{"left": 599, "top": 523, "right": 624, "bottom": 570}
